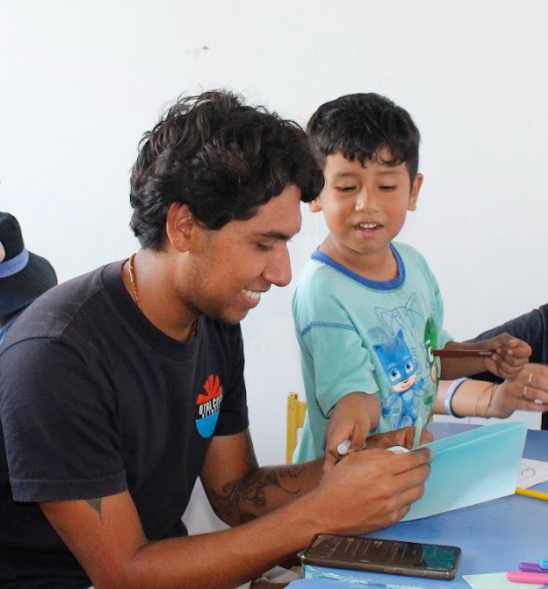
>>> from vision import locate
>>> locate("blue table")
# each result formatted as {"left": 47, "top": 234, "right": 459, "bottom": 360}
{"left": 306, "top": 422, "right": 548, "bottom": 588}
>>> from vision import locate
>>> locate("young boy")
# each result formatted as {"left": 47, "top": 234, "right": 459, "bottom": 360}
{"left": 292, "top": 93, "right": 531, "bottom": 469}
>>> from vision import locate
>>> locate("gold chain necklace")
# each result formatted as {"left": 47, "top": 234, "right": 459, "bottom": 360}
{"left": 127, "top": 253, "right": 197, "bottom": 342}
{"left": 128, "top": 253, "right": 141, "bottom": 310}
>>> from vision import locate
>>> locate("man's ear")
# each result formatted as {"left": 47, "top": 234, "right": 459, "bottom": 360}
{"left": 166, "top": 203, "right": 196, "bottom": 252}
{"left": 308, "top": 197, "right": 323, "bottom": 213}
{"left": 408, "top": 173, "right": 423, "bottom": 212}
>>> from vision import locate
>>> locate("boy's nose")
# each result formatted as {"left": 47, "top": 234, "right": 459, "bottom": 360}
{"left": 355, "top": 189, "right": 378, "bottom": 212}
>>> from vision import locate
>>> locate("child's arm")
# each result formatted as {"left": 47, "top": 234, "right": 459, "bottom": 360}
{"left": 323, "top": 392, "right": 380, "bottom": 473}
{"left": 440, "top": 333, "right": 531, "bottom": 380}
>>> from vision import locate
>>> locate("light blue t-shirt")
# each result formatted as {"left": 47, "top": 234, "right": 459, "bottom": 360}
{"left": 292, "top": 242, "right": 452, "bottom": 462}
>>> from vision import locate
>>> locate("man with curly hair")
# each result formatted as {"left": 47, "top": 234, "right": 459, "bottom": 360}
{"left": 0, "top": 91, "right": 431, "bottom": 589}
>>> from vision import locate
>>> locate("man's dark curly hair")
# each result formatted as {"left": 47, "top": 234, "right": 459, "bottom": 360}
{"left": 129, "top": 90, "right": 324, "bottom": 249}
{"left": 306, "top": 93, "right": 421, "bottom": 181}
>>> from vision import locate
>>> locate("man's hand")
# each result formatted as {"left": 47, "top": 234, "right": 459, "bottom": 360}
{"left": 477, "top": 333, "right": 531, "bottom": 379}
{"left": 311, "top": 447, "right": 432, "bottom": 535}
{"left": 323, "top": 392, "right": 380, "bottom": 473}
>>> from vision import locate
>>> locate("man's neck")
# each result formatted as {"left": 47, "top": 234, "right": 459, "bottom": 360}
{"left": 122, "top": 250, "right": 198, "bottom": 342}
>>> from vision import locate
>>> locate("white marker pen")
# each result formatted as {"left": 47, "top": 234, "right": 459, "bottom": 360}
{"left": 337, "top": 439, "right": 352, "bottom": 455}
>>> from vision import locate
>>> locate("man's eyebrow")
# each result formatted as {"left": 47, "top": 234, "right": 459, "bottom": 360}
{"left": 253, "top": 231, "right": 294, "bottom": 241}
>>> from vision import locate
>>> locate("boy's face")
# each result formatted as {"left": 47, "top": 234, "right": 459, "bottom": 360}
{"left": 311, "top": 150, "right": 422, "bottom": 265}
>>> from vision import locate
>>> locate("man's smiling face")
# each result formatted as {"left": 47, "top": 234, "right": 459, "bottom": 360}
{"left": 179, "top": 184, "right": 302, "bottom": 325}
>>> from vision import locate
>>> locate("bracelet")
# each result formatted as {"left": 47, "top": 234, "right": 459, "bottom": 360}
{"left": 444, "top": 378, "right": 469, "bottom": 417}
{"left": 475, "top": 382, "right": 497, "bottom": 418}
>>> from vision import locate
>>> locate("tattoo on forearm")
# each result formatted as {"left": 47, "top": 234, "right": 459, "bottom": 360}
{"left": 86, "top": 498, "right": 103, "bottom": 522}
{"left": 208, "top": 431, "right": 306, "bottom": 524}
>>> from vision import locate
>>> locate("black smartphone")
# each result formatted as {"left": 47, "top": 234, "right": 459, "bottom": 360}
{"left": 300, "top": 534, "right": 461, "bottom": 580}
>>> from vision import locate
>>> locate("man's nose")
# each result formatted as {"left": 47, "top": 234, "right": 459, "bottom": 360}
{"left": 263, "top": 245, "right": 292, "bottom": 287}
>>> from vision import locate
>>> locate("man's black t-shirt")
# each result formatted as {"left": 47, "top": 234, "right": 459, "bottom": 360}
{"left": 0, "top": 261, "right": 249, "bottom": 588}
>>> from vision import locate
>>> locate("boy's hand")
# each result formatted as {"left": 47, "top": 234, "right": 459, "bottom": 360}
{"left": 367, "top": 426, "right": 434, "bottom": 450}
{"left": 323, "top": 392, "right": 380, "bottom": 473}
{"left": 478, "top": 333, "right": 532, "bottom": 379}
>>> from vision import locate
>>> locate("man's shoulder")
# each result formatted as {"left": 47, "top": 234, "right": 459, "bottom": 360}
{"left": 1, "top": 262, "right": 118, "bottom": 349}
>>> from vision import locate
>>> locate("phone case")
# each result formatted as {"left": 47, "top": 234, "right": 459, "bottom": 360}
{"left": 300, "top": 535, "right": 461, "bottom": 580}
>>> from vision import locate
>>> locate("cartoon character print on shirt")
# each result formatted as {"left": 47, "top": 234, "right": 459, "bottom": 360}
{"left": 373, "top": 328, "right": 427, "bottom": 429}
{"left": 373, "top": 295, "right": 438, "bottom": 420}
{"left": 195, "top": 374, "right": 224, "bottom": 438}
{"left": 422, "top": 316, "right": 440, "bottom": 407}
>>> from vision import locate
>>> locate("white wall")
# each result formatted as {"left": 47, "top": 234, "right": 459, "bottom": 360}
{"left": 2, "top": 0, "right": 547, "bottom": 528}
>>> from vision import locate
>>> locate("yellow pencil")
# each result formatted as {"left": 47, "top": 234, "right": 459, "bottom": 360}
{"left": 516, "top": 487, "right": 548, "bottom": 501}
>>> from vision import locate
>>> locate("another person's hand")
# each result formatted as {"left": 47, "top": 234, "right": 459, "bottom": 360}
{"left": 323, "top": 392, "right": 379, "bottom": 473}
{"left": 476, "top": 333, "right": 531, "bottom": 379}
{"left": 313, "top": 447, "right": 432, "bottom": 535}
{"left": 489, "top": 363, "right": 548, "bottom": 418}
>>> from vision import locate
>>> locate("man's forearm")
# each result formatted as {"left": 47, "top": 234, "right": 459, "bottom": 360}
{"left": 207, "top": 459, "right": 323, "bottom": 526}
{"left": 43, "top": 491, "right": 326, "bottom": 589}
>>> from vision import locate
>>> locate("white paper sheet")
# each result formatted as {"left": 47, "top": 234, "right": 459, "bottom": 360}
{"left": 518, "top": 458, "right": 548, "bottom": 489}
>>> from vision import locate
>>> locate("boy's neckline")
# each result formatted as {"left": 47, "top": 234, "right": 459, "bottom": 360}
{"left": 311, "top": 244, "right": 405, "bottom": 291}
{"left": 319, "top": 234, "right": 399, "bottom": 281}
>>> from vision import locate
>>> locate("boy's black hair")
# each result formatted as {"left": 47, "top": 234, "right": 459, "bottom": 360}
{"left": 130, "top": 90, "right": 324, "bottom": 250}
{"left": 306, "top": 93, "right": 421, "bottom": 181}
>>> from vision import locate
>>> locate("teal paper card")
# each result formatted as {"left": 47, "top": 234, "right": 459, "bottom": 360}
{"left": 287, "top": 581, "right": 348, "bottom": 587}
{"left": 402, "top": 421, "right": 527, "bottom": 521}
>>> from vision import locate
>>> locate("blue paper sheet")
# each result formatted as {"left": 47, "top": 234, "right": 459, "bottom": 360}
{"left": 402, "top": 421, "right": 527, "bottom": 521}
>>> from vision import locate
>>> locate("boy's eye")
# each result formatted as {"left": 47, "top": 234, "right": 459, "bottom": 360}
{"left": 335, "top": 185, "right": 357, "bottom": 193}
{"left": 379, "top": 185, "right": 397, "bottom": 192}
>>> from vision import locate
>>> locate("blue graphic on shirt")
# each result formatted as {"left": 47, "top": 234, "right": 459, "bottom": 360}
{"left": 372, "top": 328, "right": 426, "bottom": 429}
{"left": 376, "top": 294, "right": 423, "bottom": 334}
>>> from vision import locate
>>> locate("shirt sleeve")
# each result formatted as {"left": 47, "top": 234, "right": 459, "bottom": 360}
{"left": 302, "top": 323, "right": 379, "bottom": 416}
{"left": 212, "top": 324, "right": 249, "bottom": 436}
{"left": 0, "top": 338, "right": 127, "bottom": 503}
{"left": 294, "top": 273, "right": 379, "bottom": 418}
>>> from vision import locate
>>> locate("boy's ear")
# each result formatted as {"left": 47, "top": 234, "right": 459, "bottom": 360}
{"left": 407, "top": 173, "right": 423, "bottom": 211}
{"left": 166, "top": 203, "right": 198, "bottom": 252}
{"left": 308, "top": 197, "right": 323, "bottom": 213}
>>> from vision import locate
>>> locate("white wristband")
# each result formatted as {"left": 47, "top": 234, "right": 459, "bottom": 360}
{"left": 444, "top": 378, "right": 469, "bottom": 417}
